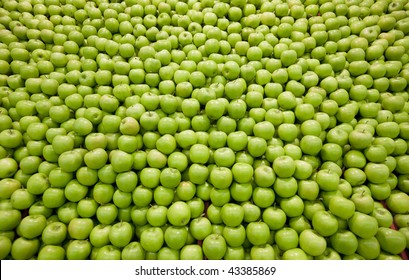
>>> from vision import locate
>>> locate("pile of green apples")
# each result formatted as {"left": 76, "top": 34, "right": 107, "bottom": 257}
{"left": 0, "top": 0, "right": 409, "bottom": 260}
